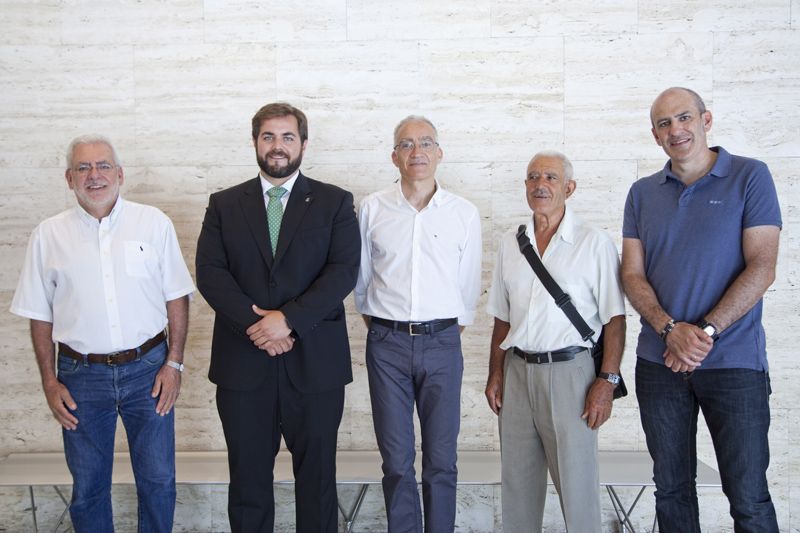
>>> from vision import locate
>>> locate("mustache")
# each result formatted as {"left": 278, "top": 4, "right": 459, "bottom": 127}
{"left": 267, "top": 150, "right": 289, "bottom": 158}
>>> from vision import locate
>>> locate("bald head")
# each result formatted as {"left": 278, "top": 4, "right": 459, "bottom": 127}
{"left": 650, "top": 87, "right": 707, "bottom": 127}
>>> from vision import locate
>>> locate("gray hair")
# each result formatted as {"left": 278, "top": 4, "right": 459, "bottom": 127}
{"left": 530, "top": 150, "right": 574, "bottom": 182}
{"left": 393, "top": 115, "right": 439, "bottom": 145}
{"left": 66, "top": 134, "right": 122, "bottom": 169}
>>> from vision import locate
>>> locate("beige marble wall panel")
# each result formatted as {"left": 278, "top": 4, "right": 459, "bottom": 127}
{"left": 418, "top": 37, "right": 564, "bottom": 164}
{"left": 491, "top": 0, "right": 638, "bottom": 36}
{"left": 638, "top": 0, "right": 790, "bottom": 32}
{"left": 713, "top": 31, "right": 800, "bottom": 157}
{"left": 132, "top": 44, "right": 277, "bottom": 167}
{"left": 794, "top": 0, "right": 800, "bottom": 28}
{"left": 347, "top": 1, "right": 491, "bottom": 41}
{"left": 0, "top": 1, "right": 62, "bottom": 45}
{"left": 0, "top": 45, "right": 136, "bottom": 168}
{"left": 204, "top": 0, "right": 347, "bottom": 43}
{"left": 564, "top": 33, "right": 713, "bottom": 160}
{"left": 275, "top": 41, "right": 420, "bottom": 165}
{"left": 59, "top": 0, "right": 204, "bottom": 45}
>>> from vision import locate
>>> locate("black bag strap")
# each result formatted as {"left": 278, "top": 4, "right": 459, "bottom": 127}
{"left": 515, "top": 225, "right": 597, "bottom": 346}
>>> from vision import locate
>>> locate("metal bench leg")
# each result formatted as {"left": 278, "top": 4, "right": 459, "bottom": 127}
{"left": 28, "top": 486, "right": 39, "bottom": 533}
{"left": 606, "top": 485, "right": 645, "bottom": 533}
{"left": 50, "top": 486, "right": 71, "bottom": 533}
{"left": 337, "top": 484, "right": 370, "bottom": 533}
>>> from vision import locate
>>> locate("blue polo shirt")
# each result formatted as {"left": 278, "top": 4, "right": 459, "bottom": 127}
{"left": 623, "top": 147, "right": 782, "bottom": 370}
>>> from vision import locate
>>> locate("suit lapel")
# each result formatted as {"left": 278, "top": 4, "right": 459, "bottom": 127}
{"left": 240, "top": 176, "right": 274, "bottom": 268}
{"left": 274, "top": 172, "right": 312, "bottom": 265}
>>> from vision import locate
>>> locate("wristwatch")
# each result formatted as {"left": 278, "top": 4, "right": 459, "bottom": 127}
{"left": 696, "top": 320, "right": 719, "bottom": 342}
{"left": 165, "top": 360, "right": 185, "bottom": 373}
{"left": 659, "top": 319, "right": 676, "bottom": 341}
{"left": 598, "top": 372, "right": 621, "bottom": 386}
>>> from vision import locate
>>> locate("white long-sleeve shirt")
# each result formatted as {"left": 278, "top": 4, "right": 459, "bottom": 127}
{"left": 354, "top": 181, "right": 482, "bottom": 325}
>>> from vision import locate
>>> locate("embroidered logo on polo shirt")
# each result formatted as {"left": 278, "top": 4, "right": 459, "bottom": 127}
{"left": 709, "top": 200, "right": 723, "bottom": 205}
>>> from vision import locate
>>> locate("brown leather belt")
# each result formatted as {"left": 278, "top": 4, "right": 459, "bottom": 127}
{"left": 370, "top": 316, "right": 458, "bottom": 336}
{"left": 513, "top": 345, "right": 587, "bottom": 364}
{"left": 58, "top": 331, "right": 166, "bottom": 366}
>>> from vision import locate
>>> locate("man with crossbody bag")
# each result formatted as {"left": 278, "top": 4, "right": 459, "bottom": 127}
{"left": 485, "top": 150, "right": 626, "bottom": 532}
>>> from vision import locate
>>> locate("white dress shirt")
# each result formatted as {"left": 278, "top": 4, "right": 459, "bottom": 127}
{"left": 259, "top": 169, "right": 299, "bottom": 210}
{"left": 10, "top": 197, "right": 195, "bottom": 354}
{"left": 355, "top": 181, "right": 482, "bottom": 325}
{"left": 487, "top": 206, "right": 625, "bottom": 351}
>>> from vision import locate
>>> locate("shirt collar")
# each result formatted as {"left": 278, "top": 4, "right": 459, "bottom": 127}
{"left": 260, "top": 169, "right": 300, "bottom": 197}
{"left": 660, "top": 146, "right": 730, "bottom": 184}
{"left": 525, "top": 205, "right": 576, "bottom": 245}
{"left": 76, "top": 195, "right": 125, "bottom": 226}
{"left": 394, "top": 179, "right": 445, "bottom": 208}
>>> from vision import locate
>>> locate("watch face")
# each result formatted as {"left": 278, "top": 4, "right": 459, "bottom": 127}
{"left": 702, "top": 325, "right": 716, "bottom": 337}
{"left": 607, "top": 374, "right": 620, "bottom": 385}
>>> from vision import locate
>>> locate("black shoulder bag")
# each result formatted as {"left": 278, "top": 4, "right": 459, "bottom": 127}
{"left": 515, "top": 225, "right": 627, "bottom": 399}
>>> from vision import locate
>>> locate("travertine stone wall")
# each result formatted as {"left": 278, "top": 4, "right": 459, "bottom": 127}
{"left": 1, "top": 1, "right": 798, "bottom": 531}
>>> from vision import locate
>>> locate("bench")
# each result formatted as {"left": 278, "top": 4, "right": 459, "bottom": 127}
{"left": 0, "top": 449, "right": 720, "bottom": 533}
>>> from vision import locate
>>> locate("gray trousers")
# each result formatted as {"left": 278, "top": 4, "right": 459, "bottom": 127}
{"left": 366, "top": 321, "right": 463, "bottom": 533}
{"left": 499, "top": 348, "right": 602, "bottom": 533}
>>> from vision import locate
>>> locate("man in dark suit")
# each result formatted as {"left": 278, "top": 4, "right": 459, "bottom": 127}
{"left": 196, "top": 102, "right": 361, "bottom": 533}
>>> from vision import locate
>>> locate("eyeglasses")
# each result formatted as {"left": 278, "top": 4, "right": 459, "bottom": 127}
{"left": 394, "top": 139, "right": 439, "bottom": 153}
{"left": 72, "top": 162, "right": 117, "bottom": 177}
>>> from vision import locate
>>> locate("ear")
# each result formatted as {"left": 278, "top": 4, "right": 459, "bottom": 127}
{"left": 702, "top": 110, "right": 713, "bottom": 132}
{"left": 565, "top": 179, "right": 576, "bottom": 198}
{"left": 300, "top": 139, "right": 309, "bottom": 155}
{"left": 435, "top": 145, "right": 443, "bottom": 162}
{"left": 391, "top": 150, "right": 400, "bottom": 168}
{"left": 651, "top": 126, "right": 662, "bottom": 146}
{"left": 65, "top": 169, "right": 75, "bottom": 190}
{"left": 117, "top": 166, "right": 125, "bottom": 186}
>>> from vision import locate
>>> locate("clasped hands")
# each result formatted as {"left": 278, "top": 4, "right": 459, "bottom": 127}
{"left": 246, "top": 305, "right": 294, "bottom": 356}
{"left": 663, "top": 321, "right": 714, "bottom": 372}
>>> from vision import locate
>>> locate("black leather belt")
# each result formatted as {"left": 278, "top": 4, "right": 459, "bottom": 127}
{"left": 58, "top": 331, "right": 166, "bottom": 366}
{"left": 513, "top": 345, "right": 587, "bottom": 364}
{"left": 370, "top": 317, "right": 458, "bottom": 336}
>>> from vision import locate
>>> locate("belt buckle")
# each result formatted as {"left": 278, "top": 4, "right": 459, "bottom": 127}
{"left": 408, "top": 322, "right": 424, "bottom": 336}
{"left": 534, "top": 353, "right": 549, "bottom": 364}
{"left": 105, "top": 351, "right": 122, "bottom": 366}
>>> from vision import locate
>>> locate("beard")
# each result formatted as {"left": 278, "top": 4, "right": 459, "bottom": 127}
{"left": 257, "top": 150, "right": 303, "bottom": 179}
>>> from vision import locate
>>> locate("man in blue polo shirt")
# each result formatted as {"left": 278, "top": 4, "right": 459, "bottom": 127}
{"left": 622, "top": 87, "right": 781, "bottom": 532}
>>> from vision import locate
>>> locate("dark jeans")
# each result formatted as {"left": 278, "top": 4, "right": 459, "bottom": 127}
{"left": 636, "top": 358, "right": 778, "bottom": 533}
{"left": 366, "top": 321, "right": 463, "bottom": 533}
{"left": 58, "top": 341, "right": 175, "bottom": 533}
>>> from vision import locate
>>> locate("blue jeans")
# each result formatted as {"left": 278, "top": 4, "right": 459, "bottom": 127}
{"left": 57, "top": 341, "right": 176, "bottom": 533}
{"left": 636, "top": 358, "right": 778, "bottom": 533}
{"left": 366, "top": 321, "right": 463, "bottom": 533}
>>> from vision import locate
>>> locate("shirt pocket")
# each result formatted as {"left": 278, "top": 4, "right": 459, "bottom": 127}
{"left": 124, "top": 241, "right": 159, "bottom": 279}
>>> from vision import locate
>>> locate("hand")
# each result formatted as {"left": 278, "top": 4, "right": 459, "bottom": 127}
{"left": 581, "top": 379, "right": 614, "bottom": 429}
{"left": 260, "top": 336, "right": 295, "bottom": 357}
{"left": 151, "top": 363, "right": 182, "bottom": 416}
{"left": 247, "top": 305, "right": 292, "bottom": 347}
{"left": 43, "top": 380, "right": 78, "bottom": 430}
{"left": 485, "top": 371, "right": 504, "bottom": 415}
{"left": 663, "top": 349, "right": 696, "bottom": 372}
{"left": 663, "top": 322, "right": 713, "bottom": 371}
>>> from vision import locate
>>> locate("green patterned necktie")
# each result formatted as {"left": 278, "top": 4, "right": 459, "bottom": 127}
{"left": 266, "top": 186, "right": 287, "bottom": 254}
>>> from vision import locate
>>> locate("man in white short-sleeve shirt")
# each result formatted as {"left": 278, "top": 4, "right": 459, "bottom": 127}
{"left": 10, "top": 135, "right": 195, "bottom": 533}
{"left": 485, "top": 150, "right": 625, "bottom": 533}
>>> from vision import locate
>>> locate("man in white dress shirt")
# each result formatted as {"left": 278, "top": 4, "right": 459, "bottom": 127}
{"left": 10, "top": 135, "right": 194, "bottom": 533}
{"left": 354, "top": 116, "right": 482, "bottom": 533}
{"left": 484, "top": 150, "right": 625, "bottom": 532}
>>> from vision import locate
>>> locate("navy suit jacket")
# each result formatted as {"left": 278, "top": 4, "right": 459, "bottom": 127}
{"left": 196, "top": 173, "right": 360, "bottom": 393}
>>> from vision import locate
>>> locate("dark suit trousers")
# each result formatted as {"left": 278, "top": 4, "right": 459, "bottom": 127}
{"left": 216, "top": 356, "right": 345, "bottom": 533}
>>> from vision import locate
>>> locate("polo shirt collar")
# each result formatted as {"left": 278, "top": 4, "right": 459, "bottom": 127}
{"left": 660, "top": 146, "right": 730, "bottom": 184}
